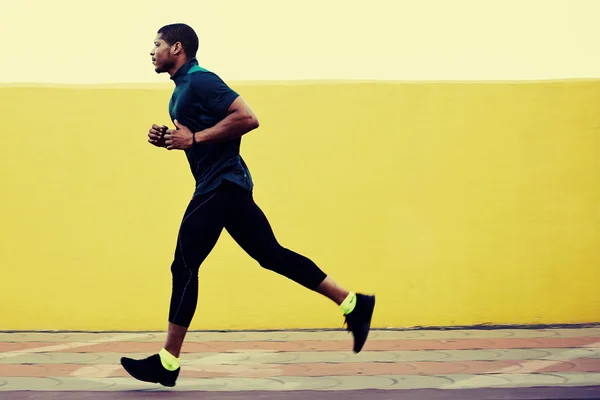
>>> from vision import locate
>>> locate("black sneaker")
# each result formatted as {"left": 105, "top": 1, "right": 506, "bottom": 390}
{"left": 120, "top": 354, "right": 180, "bottom": 387}
{"left": 344, "top": 293, "right": 376, "bottom": 353}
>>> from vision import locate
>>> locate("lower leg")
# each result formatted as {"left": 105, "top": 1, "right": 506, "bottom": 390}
{"left": 164, "top": 266, "right": 198, "bottom": 361}
{"left": 164, "top": 323, "right": 188, "bottom": 358}
{"left": 162, "top": 192, "right": 224, "bottom": 360}
{"left": 163, "top": 269, "right": 198, "bottom": 363}
{"left": 315, "top": 276, "right": 350, "bottom": 305}
{"left": 258, "top": 248, "right": 356, "bottom": 313}
{"left": 262, "top": 247, "right": 353, "bottom": 308}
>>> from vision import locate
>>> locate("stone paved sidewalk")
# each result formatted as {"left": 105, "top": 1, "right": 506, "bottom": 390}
{"left": 0, "top": 328, "right": 599, "bottom": 399}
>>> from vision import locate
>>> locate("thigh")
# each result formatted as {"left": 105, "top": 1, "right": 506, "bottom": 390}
{"left": 223, "top": 185, "right": 280, "bottom": 259}
{"left": 175, "top": 190, "right": 226, "bottom": 269}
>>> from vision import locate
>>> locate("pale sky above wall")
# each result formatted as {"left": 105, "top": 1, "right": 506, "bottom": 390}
{"left": 1, "top": 0, "right": 599, "bottom": 83}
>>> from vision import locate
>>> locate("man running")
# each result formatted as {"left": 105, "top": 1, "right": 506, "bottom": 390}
{"left": 120, "top": 23, "right": 376, "bottom": 387}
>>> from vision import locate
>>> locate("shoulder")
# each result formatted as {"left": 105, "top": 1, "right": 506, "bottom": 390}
{"left": 189, "top": 68, "right": 230, "bottom": 90}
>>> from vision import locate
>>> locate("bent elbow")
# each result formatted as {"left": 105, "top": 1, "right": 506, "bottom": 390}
{"left": 247, "top": 114, "right": 259, "bottom": 131}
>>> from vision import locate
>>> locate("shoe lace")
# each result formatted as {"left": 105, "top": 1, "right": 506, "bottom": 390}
{"left": 343, "top": 314, "right": 351, "bottom": 332}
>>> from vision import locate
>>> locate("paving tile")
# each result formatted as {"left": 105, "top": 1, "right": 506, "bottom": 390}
{"left": 0, "top": 377, "right": 64, "bottom": 390}
{"left": 58, "top": 377, "right": 146, "bottom": 391}
{"left": 327, "top": 375, "right": 447, "bottom": 390}
{"left": 3, "top": 373, "right": 600, "bottom": 392}
{"left": 4, "top": 337, "right": 594, "bottom": 354}
{"left": 544, "top": 348, "right": 600, "bottom": 360}
{"left": 0, "top": 333, "right": 92, "bottom": 343}
{"left": 0, "top": 333, "right": 154, "bottom": 344}
{"left": 492, "top": 372, "right": 571, "bottom": 387}
{"left": 0, "top": 342, "right": 49, "bottom": 352}
{"left": 0, "top": 353, "right": 57, "bottom": 364}
{"left": 445, "top": 372, "right": 595, "bottom": 389}
{"left": 181, "top": 362, "right": 427, "bottom": 378}
{"left": 70, "top": 364, "right": 127, "bottom": 379}
{"left": 0, "top": 364, "right": 79, "bottom": 377}
{"left": 382, "top": 330, "right": 512, "bottom": 340}
{"left": 2, "top": 348, "right": 599, "bottom": 366}
{"left": 487, "top": 328, "right": 600, "bottom": 339}
{"left": 459, "top": 330, "right": 551, "bottom": 339}
{"left": 0, "top": 350, "right": 406, "bottom": 365}
{"left": 115, "top": 375, "right": 399, "bottom": 391}
{"left": 0, "top": 353, "right": 103, "bottom": 365}
{"left": 549, "top": 372, "right": 600, "bottom": 386}
{"left": 443, "top": 349, "right": 540, "bottom": 361}
{"left": 378, "top": 337, "right": 598, "bottom": 351}
{"left": 444, "top": 372, "right": 600, "bottom": 389}
{"left": 105, "top": 376, "right": 232, "bottom": 391}
{"left": 535, "top": 358, "right": 600, "bottom": 373}
{"left": 2, "top": 328, "right": 598, "bottom": 343}
{"left": 547, "top": 329, "right": 600, "bottom": 338}
{"left": 2, "top": 359, "right": 598, "bottom": 379}
{"left": 214, "top": 349, "right": 572, "bottom": 364}
{"left": 438, "top": 373, "right": 514, "bottom": 389}
{"left": 187, "top": 351, "right": 353, "bottom": 365}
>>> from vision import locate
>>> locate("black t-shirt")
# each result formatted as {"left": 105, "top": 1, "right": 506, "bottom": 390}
{"left": 169, "top": 57, "right": 253, "bottom": 196}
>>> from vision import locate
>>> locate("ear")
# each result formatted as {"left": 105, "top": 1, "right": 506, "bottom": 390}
{"left": 172, "top": 42, "right": 183, "bottom": 55}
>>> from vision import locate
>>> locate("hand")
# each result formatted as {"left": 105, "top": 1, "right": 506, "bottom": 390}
{"left": 165, "top": 120, "right": 194, "bottom": 150}
{"left": 148, "top": 124, "right": 168, "bottom": 148}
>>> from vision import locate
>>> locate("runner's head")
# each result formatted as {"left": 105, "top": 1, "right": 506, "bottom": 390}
{"left": 150, "top": 23, "right": 199, "bottom": 74}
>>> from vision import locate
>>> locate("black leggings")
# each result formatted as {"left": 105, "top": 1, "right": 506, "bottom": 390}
{"left": 168, "top": 180, "right": 328, "bottom": 327}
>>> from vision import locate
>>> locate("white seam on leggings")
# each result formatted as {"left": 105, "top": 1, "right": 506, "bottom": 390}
{"left": 172, "top": 192, "right": 218, "bottom": 323}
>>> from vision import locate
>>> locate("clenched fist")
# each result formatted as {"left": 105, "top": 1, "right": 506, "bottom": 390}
{"left": 148, "top": 124, "right": 168, "bottom": 148}
{"left": 165, "top": 120, "right": 194, "bottom": 150}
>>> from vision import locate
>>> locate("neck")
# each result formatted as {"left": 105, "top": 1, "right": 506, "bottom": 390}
{"left": 168, "top": 56, "right": 191, "bottom": 77}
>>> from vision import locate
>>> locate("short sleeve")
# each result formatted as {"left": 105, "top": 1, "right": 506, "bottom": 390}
{"left": 191, "top": 72, "right": 239, "bottom": 118}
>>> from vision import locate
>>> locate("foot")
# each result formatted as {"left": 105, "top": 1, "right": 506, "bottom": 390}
{"left": 344, "top": 293, "right": 376, "bottom": 353}
{"left": 120, "top": 354, "right": 180, "bottom": 387}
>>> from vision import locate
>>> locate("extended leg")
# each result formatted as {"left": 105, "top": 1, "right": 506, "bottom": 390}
{"left": 121, "top": 189, "right": 226, "bottom": 386}
{"left": 223, "top": 185, "right": 375, "bottom": 352}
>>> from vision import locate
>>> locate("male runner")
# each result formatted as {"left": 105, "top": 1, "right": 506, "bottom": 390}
{"left": 120, "top": 23, "right": 376, "bottom": 387}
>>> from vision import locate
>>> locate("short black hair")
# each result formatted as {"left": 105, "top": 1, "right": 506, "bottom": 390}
{"left": 158, "top": 23, "right": 199, "bottom": 58}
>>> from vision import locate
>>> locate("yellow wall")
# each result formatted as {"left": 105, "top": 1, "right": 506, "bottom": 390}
{"left": 1, "top": 80, "right": 599, "bottom": 331}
